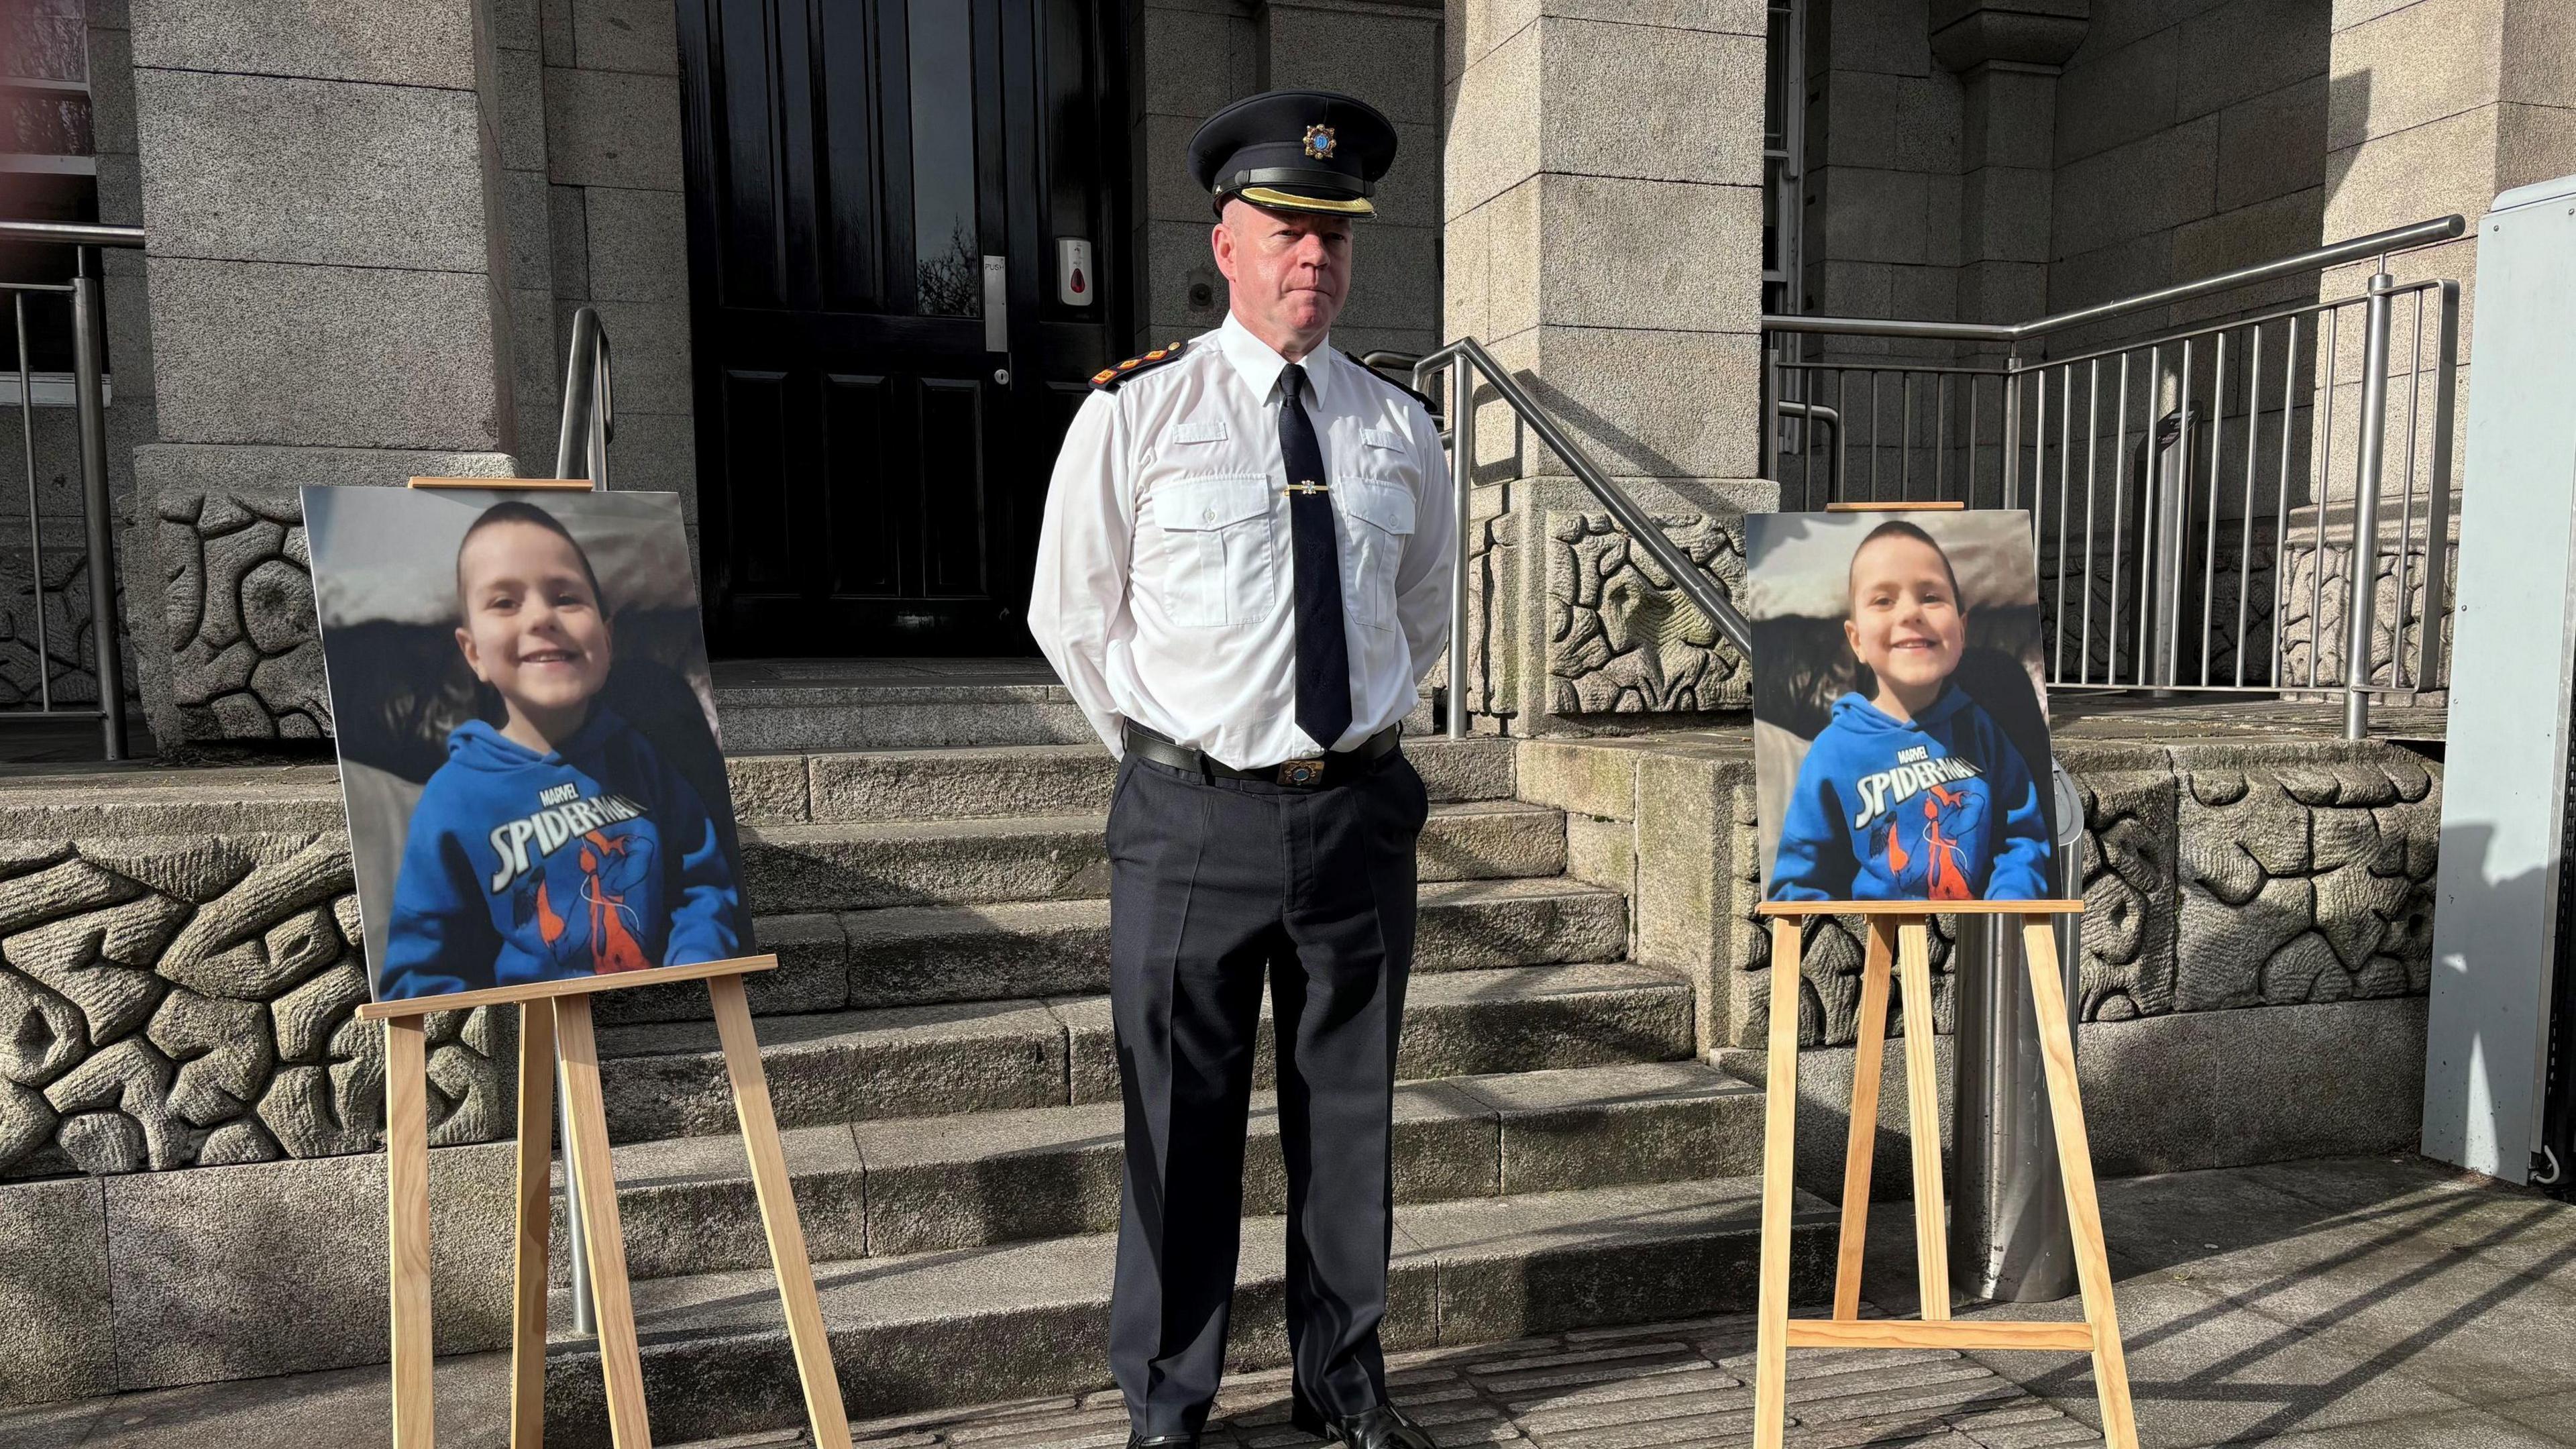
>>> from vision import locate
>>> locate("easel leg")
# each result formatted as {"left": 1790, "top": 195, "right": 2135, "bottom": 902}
{"left": 555, "top": 995, "right": 655, "bottom": 1449}
{"left": 512, "top": 1000, "right": 559, "bottom": 1449}
{"left": 1752, "top": 918, "right": 1804, "bottom": 1449}
{"left": 708, "top": 973, "right": 854, "bottom": 1449}
{"left": 2022, "top": 920, "right": 2139, "bottom": 1449}
{"left": 1831, "top": 919, "right": 1896, "bottom": 1320}
{"left": 1895, "top": 920, "right": 1951, "bottom": 1321}
{"left": 386, "top": 1018, "right": 435, "bottom": 1449}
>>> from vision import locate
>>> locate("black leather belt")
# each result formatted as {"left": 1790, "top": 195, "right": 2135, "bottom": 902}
{"left": 1123, "top": 721, "right": 1401, "bottom": 788}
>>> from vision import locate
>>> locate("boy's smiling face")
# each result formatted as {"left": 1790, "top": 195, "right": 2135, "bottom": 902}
{"left": 1845, "top": 531, "right": 1964, "bottom": 714}
{"left": 454, "top": 519, "right": 612, "bottom": 741}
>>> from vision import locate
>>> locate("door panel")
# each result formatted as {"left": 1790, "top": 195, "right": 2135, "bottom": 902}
{"left": 680, "top": 0, "right": 1127, "bottom": 656}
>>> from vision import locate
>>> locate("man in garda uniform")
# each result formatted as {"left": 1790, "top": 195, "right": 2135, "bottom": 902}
{"left": 1028, "top": 89, "right": 1452, "bottom": 1449}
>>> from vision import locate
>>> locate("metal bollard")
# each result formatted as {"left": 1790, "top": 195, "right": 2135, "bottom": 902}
{"left": 1949, "top": 760, "right": 2088, "bottom": 1302}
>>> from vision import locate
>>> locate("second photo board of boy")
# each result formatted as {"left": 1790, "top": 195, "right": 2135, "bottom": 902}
{"left": 303, "top": 485, "right": 754, "bottom": 1003}
{"left": 1746, "top": 509, "right": 2057, "bottom": 904}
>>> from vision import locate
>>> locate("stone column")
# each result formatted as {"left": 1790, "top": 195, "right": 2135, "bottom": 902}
{"left": 2307, "top": 0, "right": 2576, "bottom": 686}
{"left": 123, "top": 0, "right": 525, "bottom": 746}
{"left": 1933, "top": 0, "right": 2087, "bottom": 326}
{"left": 1444, "top": 0, "right": 1772, "bottom": 731}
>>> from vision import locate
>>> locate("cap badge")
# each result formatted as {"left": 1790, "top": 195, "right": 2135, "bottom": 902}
{"left": 1301, "top": 123, "right": 1337, "bottom": 160}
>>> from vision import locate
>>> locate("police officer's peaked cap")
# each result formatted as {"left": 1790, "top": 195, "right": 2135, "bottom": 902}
{"left": 1187, "top": 89, "right": 1399, "bottom": 219}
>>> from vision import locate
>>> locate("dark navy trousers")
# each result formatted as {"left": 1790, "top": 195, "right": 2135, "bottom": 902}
{"left": 1104, "top": 747, "right": 1430, "bottom": 1438}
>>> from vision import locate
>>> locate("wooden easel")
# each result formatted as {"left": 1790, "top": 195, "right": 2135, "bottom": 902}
{"left": 356, "top": 476, "right": 854, "bottom": 1449}
{"left": 1747, "top": 901, "right": 2137, "bottom": 1449}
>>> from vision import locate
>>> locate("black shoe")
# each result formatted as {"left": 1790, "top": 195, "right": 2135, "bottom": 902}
{"left": 1289, "top": 1399, "right": 1433, "bottom": 1449}
{"left": 1126, "top": 1436, "right": 1199, "bottom": 1449}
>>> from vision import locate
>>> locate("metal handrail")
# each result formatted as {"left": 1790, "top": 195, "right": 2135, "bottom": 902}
{"left": 1762, "top": 214, "right": 2467, "bottom": 344}
{"left": 544, "top": 305, "right": 618, "bottom": 1338}
{"left": 1776, "top": 398, "right": 1841, "bottom": 496}
{"left": 1758, "top": 213, "right": 2469, "bottom": 740}
{"left": 0, "top": 220, "right": 148, "bottom": 248}
{"left": 1413, "top": 336, "right": 1754, "bottom": 738}
{"left": 1, "top": 219, "right": 145, "bottom": 760}
{"left": 555, "top": 305, "right": 613, "bottom": 486}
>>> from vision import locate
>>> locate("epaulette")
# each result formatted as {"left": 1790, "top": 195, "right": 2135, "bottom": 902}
{"left": 1091, "top": 339, "right": 1190, "bottom": 391}
{"left": 1340, "top": 348, "right": 1436, "bottom": 413}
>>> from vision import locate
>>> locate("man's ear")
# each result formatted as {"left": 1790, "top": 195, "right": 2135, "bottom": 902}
{"left": 455, "top": 625, "right": 486, "bottom": 683}
{"left": 1843, "top": 616, "right": 1862, "bottom": 659}
{"left": 1210, "top": 214, "right": 1237, "bottom": 284}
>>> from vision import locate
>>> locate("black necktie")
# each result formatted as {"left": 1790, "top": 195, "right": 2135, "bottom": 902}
{"left": 1279, "top": 364, "right": 1352, "bottom": 751}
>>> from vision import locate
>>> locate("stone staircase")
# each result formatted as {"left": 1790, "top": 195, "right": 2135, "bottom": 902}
{"left": 527, "top": 672, "right": 1835, "bottom": 1445}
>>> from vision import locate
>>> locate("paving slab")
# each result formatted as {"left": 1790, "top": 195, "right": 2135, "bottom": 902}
{"left": 1951, "top": 1269, "right": 2476, "bottom": 1446}
{"left": 19, "top": 1156, "right": 2576, "bottom": 1449}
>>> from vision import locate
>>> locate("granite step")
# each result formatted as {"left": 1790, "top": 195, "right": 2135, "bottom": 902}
{"left": 736, "top": 800, "right": 1570, "bottom": 914}
{"left": 541, "top": 1175, "right": 1841, "bottom": 1446}
{"left": 714, "top": 678, "right": 1438, "bottom": 753}
{"left": 725, "top": 735, "right": 1518, "bottom": 826}
{"left": 714, "top": 682, "right": 1097, "bottom": 752}
{"left": 591, "top": 963, "right": 1697, "bottom": 1142}
{"left": 568, "top": 1061, "right": 1767, "bottom": 1281}
{"left": 590, "top": 877, "right": 1630, "bottom": 1025}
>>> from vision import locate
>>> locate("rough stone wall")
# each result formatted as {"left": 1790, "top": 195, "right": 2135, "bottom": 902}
{"left": 1132, "top": 0, "right": 1445, "bottom": 360}
{"left": 2043, "top": 0, "right": 2332, "bottom": 352}
{"left": 1544, "top": 508, "right": 1750, "bottom": 716}
{"left": 1801, "top": 0, "right": 1966, "bottom": 335}
{"left": 517, "top": 0, "right": 701, "bottom": 510}
{"left": 0, "top": 825, "right": 502, "bottom": 1182}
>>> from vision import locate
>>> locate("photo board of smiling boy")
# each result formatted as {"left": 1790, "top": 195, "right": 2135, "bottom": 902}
{"left": 1745, "top": 509, "right": 2056, "bottom": 904}
{"left": 303, "top": 486, "right": 755, "bottom": 1003}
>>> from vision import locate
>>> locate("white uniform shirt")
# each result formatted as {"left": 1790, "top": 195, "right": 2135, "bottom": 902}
{"left": 1029, "top": 313, "right": 1456, "bottom": 769}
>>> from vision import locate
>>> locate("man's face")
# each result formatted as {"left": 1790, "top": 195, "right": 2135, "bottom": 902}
{"left": 1843, "top": 533, "right": 1965, "bottom": 697}
{"left": 453, "top": 521, "right": 614, "bottom": 719}
{"left": 1211, "top": 201, "right": 1352, "bottom": 346}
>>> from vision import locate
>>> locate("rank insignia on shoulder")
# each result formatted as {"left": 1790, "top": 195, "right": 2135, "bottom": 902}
{"left": 1091, "top": 339, "right": 1189, "bottom": 391}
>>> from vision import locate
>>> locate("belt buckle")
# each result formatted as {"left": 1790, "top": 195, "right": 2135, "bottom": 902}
{"left": 1277, "top": 757, "right": 1328, "bottom": 787}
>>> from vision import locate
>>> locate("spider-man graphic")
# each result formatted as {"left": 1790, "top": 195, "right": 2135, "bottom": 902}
{"left": 1870, "top": 780, "right": 1985, "bottom": 901}
{"left": 525, "top": 827, "right": 657, "bottom": 975}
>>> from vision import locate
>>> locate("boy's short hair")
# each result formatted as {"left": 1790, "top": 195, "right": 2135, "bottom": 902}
{"left": 455, "top": 499, "right": 610, "bottom": 616}
{"left": 1845, "top": 519, "right": 1963, "bottom": 613}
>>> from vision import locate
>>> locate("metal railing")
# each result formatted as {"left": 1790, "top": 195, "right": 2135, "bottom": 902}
{"left": 545, "top": 304, "right": 616, "bottom": 1338}
{"left": 1411, "top": 337, "right": 1754, "bottom": 739}
{"left": 2, "top": 218, "right": 144, "bottom": 760}
{"left": 556, "top": 305, "right": 614, "bottom": 486}
{"left": 1764, "top": 215, "right": 2467, "bottom": 739}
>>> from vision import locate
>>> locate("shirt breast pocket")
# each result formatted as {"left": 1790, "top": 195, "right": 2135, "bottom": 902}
{"left": 1338, "top": 478, "right": 1415, "bottom": 631}
{"left": 1149, "top": 475, "right": 1274, "bottom": 628}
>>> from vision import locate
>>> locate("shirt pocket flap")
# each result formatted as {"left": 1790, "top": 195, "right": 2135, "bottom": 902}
{"left": 1342, "top": 478, "right": 1417, "bottom": 535}
{"left": 1152, "top": 476, "right": 1271, "bottom": 531}
{"left": 1361, "top": 428, "right": 1403, "bottom": 450}
{"left": 1169, "top": 419, "right": 1230, "bottom": 445}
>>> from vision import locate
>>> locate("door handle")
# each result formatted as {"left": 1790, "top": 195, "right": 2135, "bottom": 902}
{"left": 981, "top": 255, "right": 1008, "bottom": 354}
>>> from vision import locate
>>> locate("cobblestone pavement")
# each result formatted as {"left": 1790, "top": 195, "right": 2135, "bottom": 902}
{"left": 9, "top": 1156, "right": 2573, "bottom": 1449}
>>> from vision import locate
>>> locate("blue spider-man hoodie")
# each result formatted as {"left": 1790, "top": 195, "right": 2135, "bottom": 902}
{"left": 1768, "top": 686, "right": 2051, "bottom": 903}
{"left": 376, "top": 706, "right": 741, "bottom": 1001}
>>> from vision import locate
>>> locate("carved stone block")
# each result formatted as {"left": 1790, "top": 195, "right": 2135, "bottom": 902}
{"left": 154, "top": 487, "right": 331, "bottom": 742}
{"left": 2071, "top": 767, "right": 2179, "bottom": 1020}
{"left": 1544, "top": 509, "right": 1750, "bottom": 716}
{"left": 0, "top": 967, "right": 89, "bottom": 1087}
{"left": 2171, "top": 747, "right": 2439, "bottom": 1012}
{"left": 0, "top": 831, "right": 503, "bottom": 1179}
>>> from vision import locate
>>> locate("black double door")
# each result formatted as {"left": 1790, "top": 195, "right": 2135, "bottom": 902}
{"left": 679, "top": 0, "right": 1128, "bottom": 656}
